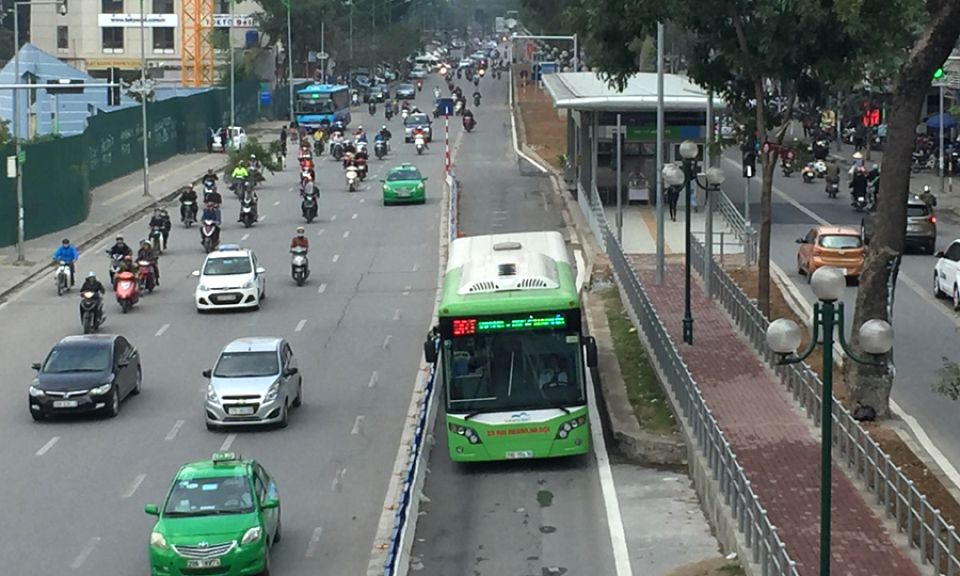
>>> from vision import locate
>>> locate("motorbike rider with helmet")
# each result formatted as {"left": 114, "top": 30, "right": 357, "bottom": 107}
{"left": 116, "top": 254, "right": 136, "bottom": 275}
{"left": 52, "top": 238, "right": 79, "bottom": 287}
{"left": 230, "top": 162, "right": 249, "bottom": 192}
{"left": 200, "top": 202, "right": 222, "bottom": 245}
{"left": 137, "top": 240, "right": 160, "bottom": 286}
{"left": 379, "top": 125, "right": 392, "bottom": 148}
{"left": 179, "top": 184, "right": 199, "bottom": 223}
{"left": 201, "top": 169, "right": 218, "bottom": 190}
{"left": 108, "top": 235, "right": 132, "bottom": 260}
{"left": 238, "top": 185, "right": 259, "bottom": 222}
{"left": 411, "top": 126, "right": 429, "bottom": 149}
{"left": 149, "top": 208, "right": 171, "bottom": 250}
{"left": 290, "top": 227, "right": 310, "bottom": 252}
{"left": 463, "top": 108, "right": 476, "bottom": 129}
{"left": 78, "top": 271, "right": 106, "bottom": 322}
{"left": 354, "top": 126, "right": 368, "bottom": 145}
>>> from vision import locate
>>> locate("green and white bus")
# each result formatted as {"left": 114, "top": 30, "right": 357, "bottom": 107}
{"left": 423, "top": 231, "right": 598, "bottom": 462}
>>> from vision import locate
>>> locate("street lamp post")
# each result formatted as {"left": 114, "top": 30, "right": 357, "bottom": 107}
{"left": 138, "top": 0, "right": 150, "bottom": 197}
{"left": 766, "top": 267, "right": 894, "bottom": 576}
{"left": 12, "top": 0, "right": 66, "bottom": 261}
{"left": 662, "top": 140, "right": 725, "bottom": 345}
{"left": 286, "top": 1, "right": 295, "bottom": 124}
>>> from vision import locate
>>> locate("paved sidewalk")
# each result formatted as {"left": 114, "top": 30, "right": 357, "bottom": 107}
{"left": 627, "top": 256, "right": 918, "bottom": 576}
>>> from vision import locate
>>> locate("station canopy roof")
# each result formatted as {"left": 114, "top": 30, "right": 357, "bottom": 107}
{"left": 542, "top": 72, "right": 726, "bottom": 112}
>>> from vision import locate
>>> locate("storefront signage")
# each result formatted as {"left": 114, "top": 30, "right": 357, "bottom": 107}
{"left": 98, "top": 13, "right": 179, "bottom": 27}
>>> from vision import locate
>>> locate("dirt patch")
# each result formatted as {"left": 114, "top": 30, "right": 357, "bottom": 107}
{"left": 514, "top": 70, "right": 567, "bottom": 169}
{"left": 726, "top": 265, "right": 960, "bottom": 547}
{"left": 662, "top": 557, "right": 745, "bottom": 576}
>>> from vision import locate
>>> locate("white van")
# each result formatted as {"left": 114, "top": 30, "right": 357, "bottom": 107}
{"left": 415, "top": 55, "right": 441, "bottom": 71}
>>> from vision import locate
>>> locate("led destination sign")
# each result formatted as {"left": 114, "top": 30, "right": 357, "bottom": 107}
{"left": 450, "top": 314, "right": 567, "bottom": 337}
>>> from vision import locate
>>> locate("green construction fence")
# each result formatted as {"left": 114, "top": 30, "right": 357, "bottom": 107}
{"left": 0, "top": 80, "right": 260, "bottom": 248}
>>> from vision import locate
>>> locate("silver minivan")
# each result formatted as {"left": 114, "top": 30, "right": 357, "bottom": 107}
{"left": 203, "top": 337, "right": 302, "bottom": 430}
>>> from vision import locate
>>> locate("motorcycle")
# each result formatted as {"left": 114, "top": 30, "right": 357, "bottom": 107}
{"left": 825, "top": 183, "right": 839, "bottom": 199}
{"left": 106, "top": 253, "right": 123, "bottom": 285}
{"left": 137, "top": 260, "right": 156, "bottom": 292}
{"left": 200, "top": 220, "right": 219, "bottom": 253}
{"left": 463, "top": 116, "right": 475, "bottom": 132}
{"left": 813, "top": 160, "right": 827, "bottom": 178}
{"left": 415, "top": 134, "right": 425, "bottom": 155}
{"left": 301, "top": 187, "right": 319, "bottom": 223}
{"left": 346, "top": 165, "right": 359, "bottom": 192}
{"left": 801, "top": 163, "right": 815, "bottom": 184}
{"left": 401, "top": 109, "right": 410, "bottom": 121}
{"left": 314, "top": 139, "right": 325, "bottom": 156}
{"left": 114, "top": 270, "right": 139, "bottom": 313}
{"left": 368, "top": 102, "right": 377, "bottom": 116}
{"left": 780, "top": 158, "right": 794, "bottom": 177}
{"left": 291, "top": 246, "right": 310, "bottom": 287}
{"left": 55, "top": 260, "right": 72, "bottom": 296}
{"left": 385, "top": 106, "right": 394, "bottom": 121}
{"left": 853, "top": 194, "right": 868, "bottom": 212}
{"left": 375, "top": 140, "right": 387, "bottom": 160}
{"left": 331, "top": 141, "right": 344, "bottom": 161}
{"left": 355, "top": 157, "right": 368, "bottom": 180}
{"left": 181, "top": 199, "right": 196, "bottom": 228}
{"left": 148, "top": 226, "right": 164, "bottom": 254}
{"left": 240, "top": 197, "right": 257, "bottom": 228}
{"left": 80, "top": 291, "right": 104, "bottom": 334}
{"left": 473, "top": 94, "right": 481, "bottom": 106}
{"left": 416, "top": 80, "right": 423, "bottom": 92}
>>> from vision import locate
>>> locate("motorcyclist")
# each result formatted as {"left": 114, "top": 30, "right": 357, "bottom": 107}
{"left": 412, "top": 126, "right": 429, "bottom": 149}
{"left": 290, "top": 226, "right": 310, "bottom": 252}
{"left": 200, "top": 202, "right": 221, "bottom": 246}
{"left": 463, "top": 108, "right": 475, "bottom": 128}
{"left": 149, "top": 208, "right": 170, "bottom": 250}
{"left": 79, "top": 271, "right": 106, "bottom": 321}
{"left": 301, "top": 173, "right": 319, "bottom": 197}
{"left": 825, "top": 161, "right": 840, "bottom": 193}
{"left": 116, "top": 254, "right": 136, "bottom": 275}
{"left": 867, "top": 164, "right": 880, "bottom": 203}
{"left": 52, "top": 238, "right": 79, "bottom": 287}
{"left": 313, "top": 128, "right": 325, "bottom": 155}
{"left": 355, "top": 126, "right": 368, "bottom": 144}
{"left": 299, "top": 142, "right": 313, "bottom": 161}
{"left": 137, "top": 240, "right": 160, "bottom": 286}
{"left": 849, "top": 168, "right": 869, "bottom": 207}
{"left": 230, "top": 162, "right": 249, "bottom": 191}
{"left": 919, "top": 185, "right": 938, "bottom": 208}
{"left": 201, "top": 168, "right": 218, "bottom": 190}
{"left": 238, "top": 186, "right": 259, "bottom": 222}
{"left": 342, "top": 151, "right": 355, "bottom": 170}
{"left": 379, "top": 125, "right": 392, "bottom": 143}
{"left": 108, "top": 235, "right": 132, "bottom": 259}
{"left": 473, "top": 90, "right": 481, "bottom": 106}
{"left": 247, "top": 154, "right": 264, "bottom": 183}
{"left": 434, "top": 86, "right": 441, "bottom": 99}
{"left": 204, "top": 183, "right": 223, "bottom": 207}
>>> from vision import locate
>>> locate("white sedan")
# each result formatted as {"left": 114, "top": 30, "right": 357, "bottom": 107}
{"left": 934, "top": 239, "right": 960, "bottom": 308}
{"left": 193, "top": 245, "right": 266, "bottom": 312}
{"left": 212, "top": 126, "right": 248, "bottom": 152}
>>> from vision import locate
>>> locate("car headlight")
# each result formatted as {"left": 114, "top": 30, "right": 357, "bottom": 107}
{"left": 241, "top": 278, "right": 256, "bottom": 289}
{"left": 197, "top": 283, "right": 208, "bottom": 292}
{"left": 241, "top": 526, "right": 262, "bottom": 545}
{"left": 448, "top": 423, "right": 482, "bottom": 445}
{"left": 28, "top": 385, "right": 44, "bottom": 397}
{"left": 206, "top": 383, "right": 219, "bottom": 403}
{"left": 150, "top": 532, "right": 168, "bottom": 549}
{"left": 90, "top": 383, "right": 113, "bottom": 396}
{"left": 264, "top": 381, "right": 281, "bottom": 402}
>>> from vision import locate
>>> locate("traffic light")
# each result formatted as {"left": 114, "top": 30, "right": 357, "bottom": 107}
{"left": 934, "top": 67, "right": 944, "bottom": 80}
{"left": 742, "top": 150, "right": 756, "bottom": 178}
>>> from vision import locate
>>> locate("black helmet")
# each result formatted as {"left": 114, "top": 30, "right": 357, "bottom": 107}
{"left": 61, "top": 238, "right": 70, "bottom": 246}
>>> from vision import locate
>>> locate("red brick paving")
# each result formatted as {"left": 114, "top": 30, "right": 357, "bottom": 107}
{"left": 628, "top": 257, "right": 918, "bottom": 576}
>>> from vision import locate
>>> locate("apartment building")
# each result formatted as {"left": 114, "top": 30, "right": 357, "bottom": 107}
{"left": 29, "top": 0, "right": 262, "bottom": 83}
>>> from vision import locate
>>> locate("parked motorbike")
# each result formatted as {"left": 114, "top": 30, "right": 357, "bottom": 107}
{"left": 240, "top": 197, "right": 257, "bottom": 228}
{"left": 375, "top": 140, "right": 387, "bottom": 160}
{"left": 200, "top": 220, "right": 219, "bottom": 253}
{"left": 301, "top": 187, "right": 319, "bottom": 223}
{"left": 80, "top": 291, "right": 104, "bottom": 334}
{"left": 346, "top": 166, "right": 359, "bottom": 192}
{"left": 114, "top": 270, "right": 139, "bottom": 313}
{"left": 137, "top": 260, "right": 156, "bottom": 292}
{"left": 149, "top": 226, "right": 164, "bottom": 254}
{"left": 55, "top": 259, "right": 72, "bottom": 296}
{"left": 415, "top": 134, "right": 425, "bottom": 155}
{"left": 291, "top": 246, "right": 310, "bottom": 287}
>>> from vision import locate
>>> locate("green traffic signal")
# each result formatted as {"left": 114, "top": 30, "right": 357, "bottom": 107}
{"left": 934, "top": 67, "right": 944, "bottom": 79}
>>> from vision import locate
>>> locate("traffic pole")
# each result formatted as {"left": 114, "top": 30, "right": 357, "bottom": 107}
{"left": 445, "top": 114, "right": 450, "bottom": 175}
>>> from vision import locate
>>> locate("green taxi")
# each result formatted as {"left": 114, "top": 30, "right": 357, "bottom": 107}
{"left": 381, "top": 163, "right": 428, "bottom": 205}
{"left": 145, "top": 453, "right": 281, "bottom": 576}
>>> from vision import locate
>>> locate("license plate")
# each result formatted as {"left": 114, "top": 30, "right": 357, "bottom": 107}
{"left": 53, "top": 400, "right": 78, "bottom": 408}
{"left": 214, "top": 295, "right": 240, "bottom": 303}
{"left": 228, "top": 406, "right": 255, "bottom": 415}
{"left": 907, "top": 225, "right": 921, "bottom": 232}
{"left": 397, "top": 190, "right": 411, "bottom": 197}
{"left": 505, "top": 450, "right": 534, "bottom": 459}
{"left": 186, "top": 559, "right": 221, "bottom": 568}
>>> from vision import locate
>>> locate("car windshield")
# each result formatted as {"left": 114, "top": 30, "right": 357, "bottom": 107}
{"left": 405, "top": 114, "right": 429, "bottom": 125}
{"left": 214, "top": 351, "right": 279, "bottom": 378}
{"left": 43, "top": 346, "right": 111, "bottom": 373}
{"left": 163, "top": 475, "right": 255, "bottom": 516}
{"left": 203, "top": 256, "right": 252, "bottom": 276}
{"left": 907, "top": 205, "right": 930, "bottom": 217}
{"left": 818, "top": 235, "right": 862, "bottom": 249}
{"left": 388, "top": 168, "right": 422, "bottom": 182}
{"left": 398, "top": 84, "right": 415, "bottom": 92}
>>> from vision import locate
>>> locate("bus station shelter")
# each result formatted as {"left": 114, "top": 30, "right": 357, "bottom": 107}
{"left": 541, "top": 72, "right": 724, "bottom": 205}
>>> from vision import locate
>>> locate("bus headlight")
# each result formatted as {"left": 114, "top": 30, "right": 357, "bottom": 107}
{"left": 555, "top": 416, "right": 586, "bottom": 440}
{"left": 449, "top": 423, "right": 482, "bottom": 444}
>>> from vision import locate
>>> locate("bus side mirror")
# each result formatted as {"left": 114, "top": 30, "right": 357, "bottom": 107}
{"left": 584, "top": 336, "right": 598, "bottom": 368}
{"left": 423, "top": 339, "right": 438, "bottom": 364}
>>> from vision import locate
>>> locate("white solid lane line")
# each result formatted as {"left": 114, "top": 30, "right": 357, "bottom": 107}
{"left": 305, "top": 527, "right": 324, "bottom": 557}
{"left": 274, "top": 201, "right": 281, "bottom": 206}
{"left": 258, "top": 215, "right": 266, "bottom": 222}
{"left": 36, "top": 437, "right": 59, "bottom": 456}
{"left": 317, "top": 228, "right": 325, "bottom": 236}
{"left": 343, "top": 231, "right": 350, "bottom": 238}
{"left": 330, "top": 468, "right": 346, "bottom": 492}
{"left": 318, "top": 283, "right": 327, "bottom": 294}
{"left": 352, "top": 213, "right": 358, "bottom": 219}
{"left": 155, "top": 323, "right": 170, "bottom": 337}
{"left": 382, "top": 335, "right": 392, "bottom": 350}
{"left": 367, "top": 370, "right": 379, "bottom": 388}
{"left": 123, "top": 473, "right": 147, "bottom": 499}
{"left": 295, "top": 319, "right": 306, "bottom": 332}
{"left": 331, "top": 215, "right": 337, "bottom": 221}
{"left": 360, "top": 198, "right": 365, "bottom": 203}
{"left": 220, "top": 433, "right": 236, "bottom": 452}
{"left": 351, "top": 416, "right": 364, "bottom": 435}
{"left": 393, "top": 309, "right": 401, "bottom": 321}
{"left": 412, "top": 263, "right": 419, "bottom": 272}
{"left": 332, "top": 254, "right": 340, "bottom": 262}
{"left": 70, "top": 537, "right": 101, "bottom": 569}
{"left": 165, "top": 420, "right": 185, "bottom": 441}
{"left": 241, "top": 233, "right": 249, "bottom": 241}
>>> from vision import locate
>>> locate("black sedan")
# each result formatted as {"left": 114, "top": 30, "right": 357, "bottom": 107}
{"left": 396, "top": 83, "right": 417, "bottom": 100}
{"left": 29, "top": 334, "right": 142, "bottom": 421}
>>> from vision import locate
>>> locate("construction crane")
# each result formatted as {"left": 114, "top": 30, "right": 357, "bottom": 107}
{"left": 181, "top": 0, "right": 215, "bottom": 86}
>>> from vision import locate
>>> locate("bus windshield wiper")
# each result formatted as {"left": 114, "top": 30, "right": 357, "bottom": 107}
{"left": 464, "top": 411, "right": 483, "bottom": 420}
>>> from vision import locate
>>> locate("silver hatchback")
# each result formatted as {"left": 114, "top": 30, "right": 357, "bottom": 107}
{"left": 203, "top": 337, "right": 302, "bottom": 430}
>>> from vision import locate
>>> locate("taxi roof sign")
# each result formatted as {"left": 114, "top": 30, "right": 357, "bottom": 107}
{"left": 218, "top": 244, "right": 242, "bottom": 252}
{"left": 212, "top": 452, "right": 240, "bottom": 463}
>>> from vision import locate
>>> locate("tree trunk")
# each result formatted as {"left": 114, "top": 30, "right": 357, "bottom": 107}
{"left": 846, "top": 0, "right": 960, "bottom": 418}
{"left": 753, "top": 78, "right": 772, "bottom": 316}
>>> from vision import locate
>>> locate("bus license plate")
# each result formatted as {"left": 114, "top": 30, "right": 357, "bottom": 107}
{"left": 187, "top": 559, "right": 221, "bottom": 568}
{"left": 505, "top": 450, "right": 534, "bottom": 459}
{"left": 228, "top": 407, "right": 255, "bottom": 415}
{"left": 53, "top": 400, "right": 78, "bottom": 408}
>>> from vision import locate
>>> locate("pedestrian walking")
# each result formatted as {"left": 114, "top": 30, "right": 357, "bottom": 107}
{"left": 666, "top": 185, "right": 680, "bottom": 222}
{"left": 206, "top": 128, "right": 214, "bottom": 154}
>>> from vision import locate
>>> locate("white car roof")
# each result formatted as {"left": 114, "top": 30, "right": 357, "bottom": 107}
{"left": 205, "top": 247, "right": 254, "bottom": 260}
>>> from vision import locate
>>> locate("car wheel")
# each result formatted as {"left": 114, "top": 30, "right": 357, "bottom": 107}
{"left": 131, "top": 366, "right": 142, "bottom": 395}
{"left": 934, "top": 273, "right": 945, "bottom": 298}
{"left": 274, "top": 513, "right": 282, "bottom": 543}
{"left": 929, "top": 240, "right": 937, "bottom": 255}
{"left": 954, "top": 285, "right": 960, "bottom": 311}
{"left": 278, "top": 403, "right": 289, "bottom": 429}
{"left": 105, "top": 387, "right": 120, "bottom": 418}
{"left": 293, "top": 379, "right": 303, "bottom": 408}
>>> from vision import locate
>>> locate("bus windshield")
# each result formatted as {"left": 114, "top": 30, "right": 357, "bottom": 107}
{"left": 443, "top": 331, "right": 584, "bottom": 414}
{"left": 297, "top": 96, "right": 336, "bottom": 114}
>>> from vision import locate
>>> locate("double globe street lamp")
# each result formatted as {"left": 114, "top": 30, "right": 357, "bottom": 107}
{"left": 765, "top": 266, "right": 894, "bottom": 576}
{"left": 662, "top": 140, "right": 725, "bottom": 345}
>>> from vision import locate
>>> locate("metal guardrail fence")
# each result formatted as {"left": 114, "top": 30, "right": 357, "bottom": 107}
{"left": 381, "top": 172, "right": 457, "bottom": 576}
{"left": 689, "top": 235, "right": 960, "bottom": 575}
{"left": 714, "top": 189, "right": 758, "bottom": 266}
{"left": 577, "top": 181, "right": 799, "bottom": 576}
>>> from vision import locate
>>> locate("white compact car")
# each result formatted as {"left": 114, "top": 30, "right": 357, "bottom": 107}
{"left": 193, "top": 245, "right": 266, "bottom": 312}
{"left": 212, "top": 126, "right": 248, "bottom": 151}
{"left": 934, "top": 239, "right": 960, "bottom": 307}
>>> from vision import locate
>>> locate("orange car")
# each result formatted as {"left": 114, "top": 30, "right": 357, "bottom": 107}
{"left": 796, "top": 226, "right": 865, "bottom": 281}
